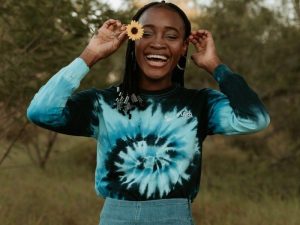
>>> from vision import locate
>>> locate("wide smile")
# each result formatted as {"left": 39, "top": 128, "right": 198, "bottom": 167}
{"left": 144, "top": 54, "right": 170, "bottom": 68}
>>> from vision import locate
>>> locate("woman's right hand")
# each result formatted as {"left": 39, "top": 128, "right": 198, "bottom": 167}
{"left": 80, "top": 19, "right": 128, "bottom": 67}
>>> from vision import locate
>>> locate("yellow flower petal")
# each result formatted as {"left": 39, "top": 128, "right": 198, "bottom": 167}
{"left": 126, "top": 20, "right": 144, "bottom": 41}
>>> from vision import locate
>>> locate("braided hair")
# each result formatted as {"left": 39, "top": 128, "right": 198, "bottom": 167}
{"left": 113, "top": 1, "right": 191, "bottom": 118}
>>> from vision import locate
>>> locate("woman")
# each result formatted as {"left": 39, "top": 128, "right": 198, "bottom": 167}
{"left": 27, "top": 1, "right": 270, "bottom": 224}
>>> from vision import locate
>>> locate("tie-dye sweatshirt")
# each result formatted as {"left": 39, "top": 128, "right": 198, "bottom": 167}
{"left": 27, "top": 58, "right": 270, "bottom": 201}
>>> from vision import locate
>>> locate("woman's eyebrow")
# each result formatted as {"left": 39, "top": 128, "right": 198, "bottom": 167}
{"left": 143, "top": 24, "right": 180, "bottom": 33}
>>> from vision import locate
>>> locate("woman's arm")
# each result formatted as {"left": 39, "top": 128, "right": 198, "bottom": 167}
{"left": 189, "top": 30, "right": 270, "bottom": 135}
{"left": 27, "top": 58, "right": 100, "bottom": 138}
{"left": 205, "top": 64, "right": 270, "bottom": 135}
{"left": 27, "top": 19, "right": 128, "bottom": 138}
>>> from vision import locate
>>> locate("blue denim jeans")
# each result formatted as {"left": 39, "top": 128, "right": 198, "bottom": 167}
{"left": 99, "top": 198, "right": 195, "bottom": 225}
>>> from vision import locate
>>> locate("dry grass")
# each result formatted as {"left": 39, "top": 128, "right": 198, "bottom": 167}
{"left": 1, "top": 135, "right": 299, "bottom": 225}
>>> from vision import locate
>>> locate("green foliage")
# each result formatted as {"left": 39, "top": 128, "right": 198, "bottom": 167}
{"left": 0, "top": 0, "right": 299, "bottom": 216}
{"left": 0, "top": 0, "right": 136, "bottom": 141}
{"left": 0, "top": 1, "right": 299, "bottom": 224}
{"left": 1, "top": 0, "right": 84, "bottom": 107}
{"left": 187, "top": 0, "right": 300, "bottom": 162}
{"left": 0, "top": 0, "right": 136, "bottom": 108}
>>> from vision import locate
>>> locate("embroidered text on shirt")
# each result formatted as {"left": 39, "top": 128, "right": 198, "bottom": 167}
{"left": 177, "top": 109, "right": 193, "bottom": 119}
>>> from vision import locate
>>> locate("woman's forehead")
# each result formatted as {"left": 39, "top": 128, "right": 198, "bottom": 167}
{"left": 138, "top": 7, "right": 185, "bottom": 32}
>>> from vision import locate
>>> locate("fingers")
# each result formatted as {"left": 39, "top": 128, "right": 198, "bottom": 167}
{"left": 93, "top": 20, "right": 118, "bottom": 36}
{"left": 103, "top": 19, "right": 118, "bottom": 29}
{"left": 117, "top": 30, "right": 128, "bottom": 43}
{"left": 104, "top": 19, "right": 124, "bottom": 32}
{"left": 188, "top": 30, "right": 213, "bottom": 50}
{"left": 93, "top": 19, "right": 126, "bottom": 40}
{"left": 189, "top": 30, "right": 211, "bottom": 39}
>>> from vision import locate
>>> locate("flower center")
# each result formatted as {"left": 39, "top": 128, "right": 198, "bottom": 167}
{"left": 131, "top": 27, "right": 138, "bottom": 34}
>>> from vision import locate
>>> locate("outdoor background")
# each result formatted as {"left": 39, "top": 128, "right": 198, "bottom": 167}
{"left": 0, "top": 0, "right": 299, "bottom": 224}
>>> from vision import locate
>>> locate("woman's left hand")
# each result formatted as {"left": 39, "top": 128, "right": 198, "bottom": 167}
{"left": 188, "top": 30, "right": 222, "bottom": 74}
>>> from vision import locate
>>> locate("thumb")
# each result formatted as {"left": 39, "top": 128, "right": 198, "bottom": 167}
{"left": 117, "top": 30, "right": 128, "bottom": 46}
{"left": 191, "top": 53, "right": 198, "bottom": 63}
{"left": 191, "top": 52, "right": 204, "bottom": 68}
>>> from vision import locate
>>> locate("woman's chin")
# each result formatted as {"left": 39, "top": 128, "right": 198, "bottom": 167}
{"left": 141, "top": 69, "right": 171, "bottom": 80}
{"left": 143, "top": 73, "right": 169, "bottom": 81}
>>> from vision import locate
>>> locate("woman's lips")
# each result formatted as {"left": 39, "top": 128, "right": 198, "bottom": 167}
{"left": 144, "top": 54, "right": 169, "bottom": 68}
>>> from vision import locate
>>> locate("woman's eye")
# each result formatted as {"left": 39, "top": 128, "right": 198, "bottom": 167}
{"left": 143, "top": 32, "right": 152, "bottom": 37}
{"left": 166, "top": 35, "right": 178, "bottom": 40}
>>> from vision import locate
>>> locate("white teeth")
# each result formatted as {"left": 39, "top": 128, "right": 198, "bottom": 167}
{"left": 146, "top": 54, "right": 168, "bottom": 61}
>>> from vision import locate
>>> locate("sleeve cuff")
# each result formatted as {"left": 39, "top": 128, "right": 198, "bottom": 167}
{"left": 213, "top": 64, "right": 233, "bottom": 83}
{"left": 63, "top": 57, "right": 90, "bottom": 83}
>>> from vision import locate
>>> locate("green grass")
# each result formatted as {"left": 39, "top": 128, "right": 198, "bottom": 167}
{"left": 1, "top": 135, "right": 299, "bottom": 225}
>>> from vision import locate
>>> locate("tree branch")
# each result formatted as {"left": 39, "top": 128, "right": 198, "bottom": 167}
{"left": 0, "top": 121, "right": 29, "bottom": 166}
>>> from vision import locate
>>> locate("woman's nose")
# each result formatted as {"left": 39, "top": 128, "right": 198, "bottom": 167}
{"left": 150, "top": 37, "right": 166, "bottom": 49}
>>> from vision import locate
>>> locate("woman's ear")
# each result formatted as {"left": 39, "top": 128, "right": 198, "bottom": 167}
{"left": 182, "top": 39, "right": 189, "bottom": 55}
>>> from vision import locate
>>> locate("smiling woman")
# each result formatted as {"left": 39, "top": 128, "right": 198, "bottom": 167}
{"left": 135, "top": 6, "right": 188, "bottom": 90}
{"left": 26, "top": 1, "right": 270, "bottom": 225}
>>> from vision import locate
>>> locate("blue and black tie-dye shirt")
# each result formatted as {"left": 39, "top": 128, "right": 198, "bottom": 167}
{"left": 27, "top": 58, "right": 270, "bottom": 201}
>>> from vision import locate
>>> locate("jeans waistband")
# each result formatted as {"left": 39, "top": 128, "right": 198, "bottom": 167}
{"left": 100, "top": 198, "right": 193, "bottom": 222}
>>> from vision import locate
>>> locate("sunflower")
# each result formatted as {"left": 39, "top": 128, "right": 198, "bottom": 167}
{"left": 126, "top": 20, "right": 144, "bottom": 41}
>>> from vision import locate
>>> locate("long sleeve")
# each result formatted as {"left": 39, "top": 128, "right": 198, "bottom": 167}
{"left": 206, "top": 64, "right": 270, "bottom": 135}
{"left": 27, "top": 58, "right": 99, "bottom": 138}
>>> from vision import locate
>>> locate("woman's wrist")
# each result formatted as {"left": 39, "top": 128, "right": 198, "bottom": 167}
{"left": 204, "top": 57, "right": 222, "bottom": 75}
{"left": 79, "top": 47, "right": 101, "bottom": 68}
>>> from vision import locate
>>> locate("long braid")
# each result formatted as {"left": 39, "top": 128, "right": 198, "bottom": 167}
{"left": 113, "top": 1, "right": 191, "bottom": 118}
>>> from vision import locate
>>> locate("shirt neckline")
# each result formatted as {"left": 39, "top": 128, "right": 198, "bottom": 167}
{"left": 139, "top": 84, "right": 180, "bottom": 97}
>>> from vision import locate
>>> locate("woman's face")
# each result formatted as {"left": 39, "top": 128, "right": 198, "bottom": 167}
{"left": 135, "top": 6, "right": 188, "bottom": 90}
